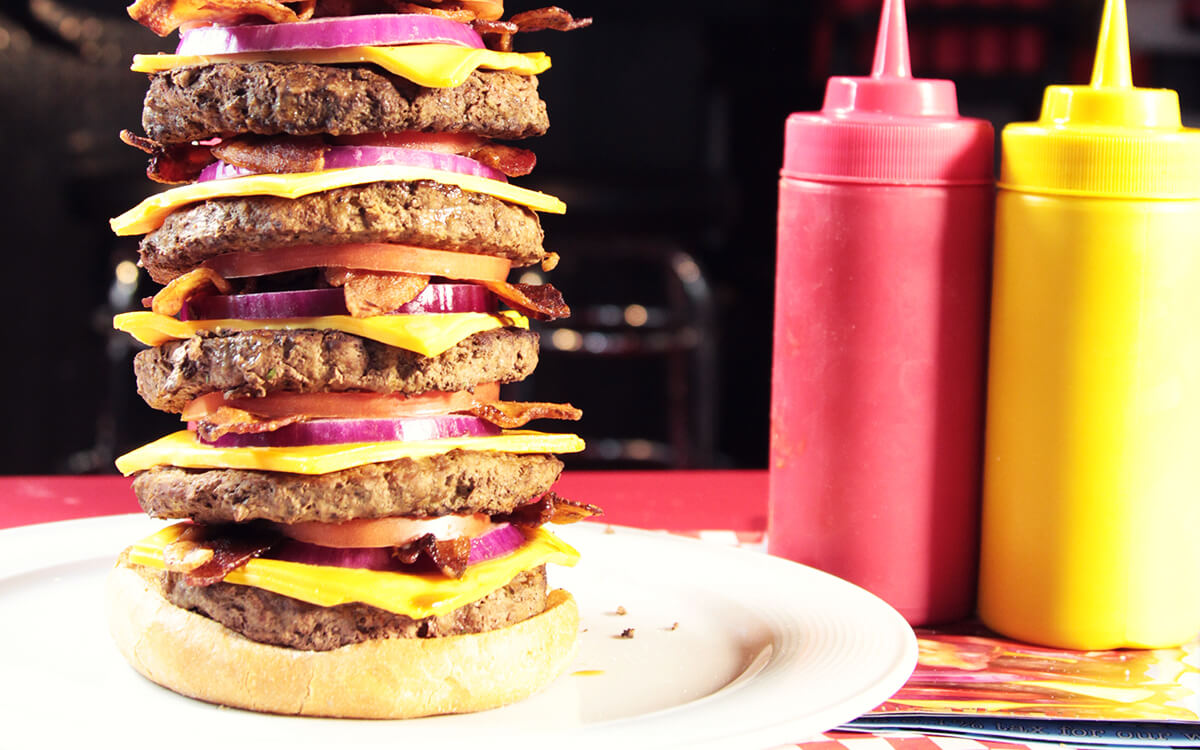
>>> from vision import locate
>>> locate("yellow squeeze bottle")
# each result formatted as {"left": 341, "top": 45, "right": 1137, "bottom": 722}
{"left": 979, "top": 0, "right": 1200, "bottom": 650}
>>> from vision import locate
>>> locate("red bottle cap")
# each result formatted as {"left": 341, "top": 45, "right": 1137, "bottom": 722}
{"left": 783, "top": 0, "right": 994, "bottom": 185}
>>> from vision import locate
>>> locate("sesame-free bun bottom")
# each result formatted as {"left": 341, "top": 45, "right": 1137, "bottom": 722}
{"left": 105, "top": 560, "right": 579, "bottom": 718}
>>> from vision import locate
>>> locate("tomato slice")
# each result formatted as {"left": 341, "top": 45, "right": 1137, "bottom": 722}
{"left": 203, "top": 243, "right": 512, "bottom": 282}
{"left": 181, "top": 384, "right": 502, "bottom": 422}
{"left": 280, "top": 514, "right": 496, "bottom": 548}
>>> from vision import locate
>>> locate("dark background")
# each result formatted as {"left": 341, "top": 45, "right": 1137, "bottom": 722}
{"left": 2, "top": 0, "right": 1198, "bottom": 474}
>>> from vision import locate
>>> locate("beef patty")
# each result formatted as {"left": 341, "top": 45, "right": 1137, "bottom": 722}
{"left": 139, "top": 180, "right": 546, "bottom": 284}
{"left": 142, "top": 64, "right": 549, "bottom": 145}
{"left": 133, "top": 449, "right": 564, "bottom": 523}
{"left": 134, "top": 327, "right": 538, "bottom": 414}
{"left": 144, "top": 562, "right": 548, "bottom": 651}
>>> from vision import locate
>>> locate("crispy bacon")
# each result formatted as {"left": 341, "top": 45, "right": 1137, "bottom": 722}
{"left": 467, "top": 399, "right": 581, "bottom": 428}
{"left": 145, "top": 267, "right": 232, "bottom": 316}
{"left": 121, "top": 130, "right": 216, "bottom": 184}
{"left": 386, "top": 1, "right": 474, "bottom": 21}
{"left": 466, "top": 143, "right": 536, "bottom": 177}
{"left": 211, "top": 136, "right": 329, "bottom": 175}
{"left": 482, "top": 280, "right": 570, "bottom": 320}
{"left": 495, "top": 491, "right": 603, "bottom": 528}
{"left": 122, "top": 134, "right": 328, "bottom": 183}
{"left": 194, "top": 407, "right": 305, "bottom": 441}
{"left": 163, "top": 525, "right": 281, "bottom": 587}
{"left": 325, "top": 268, "right": 430, "bottom": 317}
{"left": 476, "top": 7, "right": 592, "bottom": 52}
{"left": 393, "top": 534, "right": 473, "bottom": 577}
{"left": 127, "top": 0, "right": 313, "bottom": 36}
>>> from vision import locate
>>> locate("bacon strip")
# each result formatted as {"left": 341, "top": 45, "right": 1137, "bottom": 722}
{"left": 211, "top": 136, "right": 329, "bottom": 175}
{"left": 121, "top": 130, "right": 216, "bottom": 184}
{"left": 325, "top": 268, "right": 430, "bottom": 317}
{"left": 127, "top": 0, "right": 313, "bottom": 36}
{"left": 393, "top": 534, "right": 473, "bottom": 577}
{"left": 482, "top": 281, "right": 570, "bottom": 320}
{"left": 194, "top": 407, "right": 305, "bottom": 441}
{"left": 386, "top": 2, "right": 474, "bottom": 21}
{"left": 163, "top": 525, "right": 281, "bottom": 587}
{"left": 320, "top": 268, "right": 569, "bottom": 321}
{"left": 476, "top": 7, "right": 592, "bottom": 52}
{"left": 467, "top": 400, "right": 581, "bottom": 428}
{"left": 146, "top": 267, "right": 233, "bottom": 316}
{"left": 495, "top": 492, "right": 603, "bottom": 527}
{"left": 466, "top": 143, "right": 536, "bottom": 177}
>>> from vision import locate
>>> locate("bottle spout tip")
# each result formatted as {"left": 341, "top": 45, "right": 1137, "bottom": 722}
{"left": 871, "top": 0, "right": 912, "bottom": 79}
{"left": 1090, "top": 0, "right": 1133, "bottom": 89}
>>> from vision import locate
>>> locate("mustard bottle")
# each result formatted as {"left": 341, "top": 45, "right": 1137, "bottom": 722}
{"left": 979, "top": 0, "right": 1200, "bottom": 649}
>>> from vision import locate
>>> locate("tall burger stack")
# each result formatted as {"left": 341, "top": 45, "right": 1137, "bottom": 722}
{"left": 103, "top": 0, "right": 595, "bottom": 718}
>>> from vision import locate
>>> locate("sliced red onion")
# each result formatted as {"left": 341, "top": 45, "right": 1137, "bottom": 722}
{"left": 198, "top": 415, "right": 501, "bottom": 447}
{"left": 182, "top": 283, "right": 497, "bottom": 320}
{"left": 176, "top": 14, "right": 485, "bottom": 56}
{"left": 184, "top": 288, "right": 344, "bottom": 320}
{"left": 270, "top": 523, "right": 527, "bottom": 571}
{"left": 196, "top": 147, "right": 507, "bottom": 183}
{"left": 272, "top": 541, "right": 397, "bottom": 570}
{"left": 196, "top": 160, "right": 258, "bottom": 182}
{"left": 466, "top": 523, "right": 526, "bottom": 565}
{"left": 397, "top": 283, "right": 498, "bottom": 315}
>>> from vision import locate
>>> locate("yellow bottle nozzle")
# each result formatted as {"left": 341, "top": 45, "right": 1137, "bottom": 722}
{"left": 999, "top": 0, "right": 1200, "bottom": 198}
{"left": 1090, "top": 0, "right": 1132, "bottom": 90}
{"left": 1037, "top": 0, "right": 1178, "bottom": 130}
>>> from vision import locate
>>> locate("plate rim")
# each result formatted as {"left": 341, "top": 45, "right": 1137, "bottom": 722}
{"left": 0, "top": 513, "right": 917, "bottom": 749}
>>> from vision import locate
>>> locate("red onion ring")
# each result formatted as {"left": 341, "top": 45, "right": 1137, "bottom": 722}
{"left": 176, "top": 13, "right": 485, "bottom": 56}
{"left": 182, "top": 284, "right": 498, "bottom": 320}
{"left": 270, "top": 523, "right": 527, "bottom": 570}
{"left": 196, "top": 147, "right": 507, "bottom": 183}
{"left": 196, "top": 415, "right": 501, "bottom": 448}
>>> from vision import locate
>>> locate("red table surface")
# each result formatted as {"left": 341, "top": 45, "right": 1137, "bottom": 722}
{"left": 0, "top": 471, "right": 769, "bottom": 531}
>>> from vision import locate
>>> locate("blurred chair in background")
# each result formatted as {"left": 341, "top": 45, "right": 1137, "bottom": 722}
{"left": 513, "top": 237, "right": 718, "bottom": 469}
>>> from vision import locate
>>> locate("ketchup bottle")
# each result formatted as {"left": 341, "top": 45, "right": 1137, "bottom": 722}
{"left": 768, "top": 0, "right": 994, "bottom": 626}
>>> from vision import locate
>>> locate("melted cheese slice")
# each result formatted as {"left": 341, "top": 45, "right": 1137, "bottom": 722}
{"left": 110, "top": 165, "right": 567, "bottom": 236}
{"left": 113, "top": 310, "right": 527, "bottom": 357}
{"left": 115, "top": 429, "right": 586, "bottom": 475}
{"left": 127, "top": 522, "right": 580, "bottom": 618}
{"left": 131, "top": 44, "right": 550, "bottom": 89}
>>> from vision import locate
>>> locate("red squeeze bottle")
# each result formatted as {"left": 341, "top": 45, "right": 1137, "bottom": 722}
{"left": 767, "top": 0, "right": 994, "bottom": 626}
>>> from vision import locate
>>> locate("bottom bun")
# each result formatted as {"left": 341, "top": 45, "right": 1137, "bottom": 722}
{"left": 105, "top": 559, "right": 579, "bottom": 718}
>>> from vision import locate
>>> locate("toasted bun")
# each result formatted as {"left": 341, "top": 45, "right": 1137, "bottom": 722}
{"left": 105, "top": 560, "right": 579, "bottom": 718}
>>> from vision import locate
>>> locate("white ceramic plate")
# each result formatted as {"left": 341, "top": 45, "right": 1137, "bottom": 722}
{"left": 0, "top": 515, "right": 916, "bottom": 749}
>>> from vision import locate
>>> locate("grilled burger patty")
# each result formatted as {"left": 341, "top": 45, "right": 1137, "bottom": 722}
{"left": 133, "top": 449, "right": 564, "bottom": 523}
{"left": 148, "top": 564, "right": 548, "bottom": 651}
{"left": 139, "top": 180, "right": 547, "bottom": 284}
{"left": 134, "top": 327, "right": 539, "bottom": 413}
{"left": 143, "top": 64, "right": 550, "bottom": 145}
